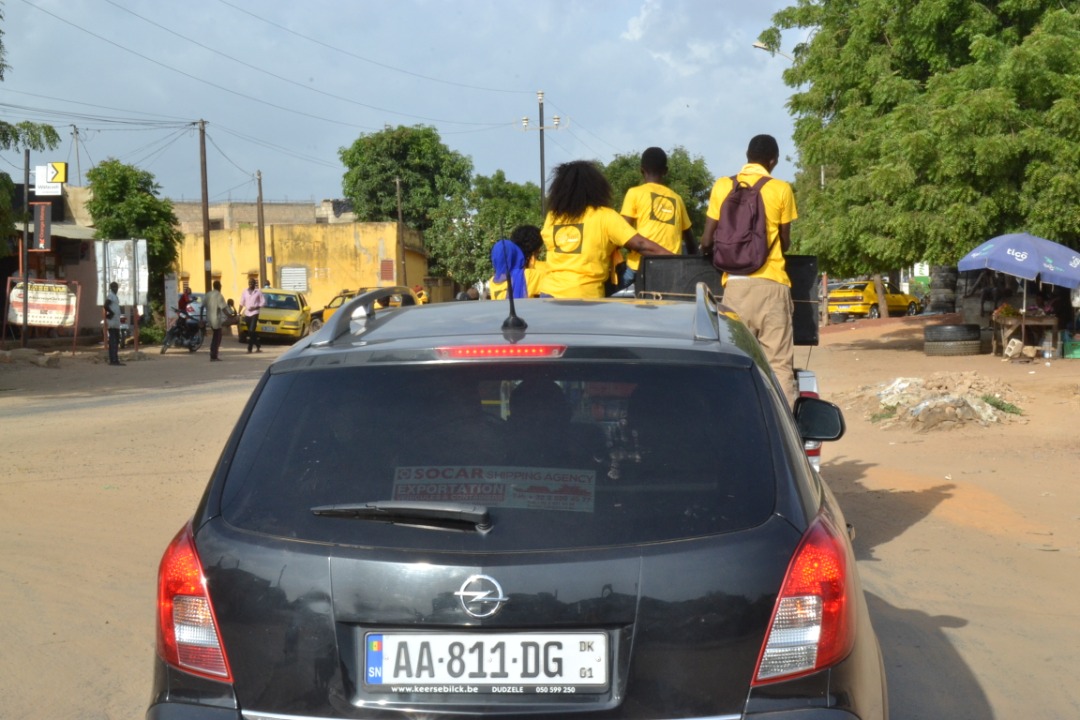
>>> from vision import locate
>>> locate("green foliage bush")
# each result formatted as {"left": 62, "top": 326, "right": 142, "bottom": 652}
{"left": 138, "top": 324, "right": 165, "bottom": 345}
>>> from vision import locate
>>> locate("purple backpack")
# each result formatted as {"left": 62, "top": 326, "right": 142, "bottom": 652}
{"left": 711, "top": 176, "right": 773, "bottom": 275}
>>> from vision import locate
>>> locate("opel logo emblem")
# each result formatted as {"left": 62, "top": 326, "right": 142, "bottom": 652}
{"left": 455, "top": 574, "right": 508, "bottom": 618}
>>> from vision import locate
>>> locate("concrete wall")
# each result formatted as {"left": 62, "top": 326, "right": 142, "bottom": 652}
{"left": 176, "top": 221, "right": 428, "bottom": 311}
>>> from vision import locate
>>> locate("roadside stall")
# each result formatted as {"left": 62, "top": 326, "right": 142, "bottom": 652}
{"left": 958, "top": 232, "right": 1080, "bottom": 358}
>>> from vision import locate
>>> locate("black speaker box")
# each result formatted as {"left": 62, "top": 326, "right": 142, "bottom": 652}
{"left": 637, "top": 255, "right": 820, "bottom": 346}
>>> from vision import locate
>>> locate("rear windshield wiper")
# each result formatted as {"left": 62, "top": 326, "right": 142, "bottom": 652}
{"left": 311, "top": 501, "right": 492, "bottom": 534}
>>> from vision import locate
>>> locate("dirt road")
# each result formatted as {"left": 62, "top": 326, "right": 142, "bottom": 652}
{"left": 1, "top": 317, "right": 1078, "bottom": 718}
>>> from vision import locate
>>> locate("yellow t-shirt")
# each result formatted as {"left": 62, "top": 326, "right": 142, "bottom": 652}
{"left": 705, "top": 163, "right": 797, "bottom": 287}
{"left": 489, "top": 265, "right": 546, "bottom": 299}
{"left": 538, "top": 207, "right": 637, "bottom": 298}
{"left": 620, "top": 182, "right": 692, "bottom": 270}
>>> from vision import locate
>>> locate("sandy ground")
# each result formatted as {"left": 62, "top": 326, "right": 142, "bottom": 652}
{"left": 1, "top": 316, "right": 1079, "bottom": 719}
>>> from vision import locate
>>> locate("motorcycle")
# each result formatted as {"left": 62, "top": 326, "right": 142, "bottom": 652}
{"left": 161, "top": 306, "right": 205, "bottom": 353}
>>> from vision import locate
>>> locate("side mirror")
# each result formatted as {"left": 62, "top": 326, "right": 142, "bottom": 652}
{"left": 793, "top": 396, "right": 846, "bottom": 442}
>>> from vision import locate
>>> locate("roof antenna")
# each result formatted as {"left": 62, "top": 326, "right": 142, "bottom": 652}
{"left": 498, "top": 240, "right": 527, "bottom": 332}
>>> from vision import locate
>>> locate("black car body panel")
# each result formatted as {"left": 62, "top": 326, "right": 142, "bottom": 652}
{"left": 149, "top": 289, "right": 886, "bottom": 720}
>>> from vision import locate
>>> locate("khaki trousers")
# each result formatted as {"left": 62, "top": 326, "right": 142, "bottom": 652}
{"left": 722, "top": 278, "right": 796, "bottom": 407}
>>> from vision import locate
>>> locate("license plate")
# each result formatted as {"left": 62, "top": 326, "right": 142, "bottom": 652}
{"left": 260, "top": 324, "right": 276, "bottom": 333}
{"left": 364, "top": 632, "right": 608, "bottom": 694}
{"left": 837, "top": 305, "right": 850, "bottom": 310}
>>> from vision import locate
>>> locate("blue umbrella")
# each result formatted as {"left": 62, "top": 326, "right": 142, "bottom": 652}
{"left": 959, "top": 232, "right": 1080, "bottom": 346}
{"left": 958, "top": 232, "right": 1080, "bottom": 289}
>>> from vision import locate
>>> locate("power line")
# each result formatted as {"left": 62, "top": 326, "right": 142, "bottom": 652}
{"left": 1, "top": 88, "right": 192, "bottom": 125}
{"left": 217, "top": 0, "right": 533, "bottom": 96}
{"left": 205, "top": 130, "right": 252, "bottom": 176}
{"left": 212, "top": 123, "right": 341, "bottom": 170}
{"left": 18, "top": 0, "right": 379, "bottom": 131}
{"left": 102, "top": 0, "right": 510, "bottom": 127}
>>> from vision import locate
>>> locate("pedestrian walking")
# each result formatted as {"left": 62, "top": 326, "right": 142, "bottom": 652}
{"left": 239, "top": 277, "right": 266, "bottom": 353}
{"left": 205, "top": 280, "right": 227, "bottom": 361}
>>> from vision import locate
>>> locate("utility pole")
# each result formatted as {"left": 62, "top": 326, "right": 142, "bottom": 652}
{"left": 199, "top": 120, "right": 212, "bottom": 292}
{"left": 395, "top": 177, "right": 405, "bottom": 286}
{"left": 256, "top": 171, "right": 267, "bottom": 285}
{"left": 20, "top": 149, "right": 29, "bottom": 348}
{"left": 522, "top": 91, "right": 561, "bottom": 217}
{"left": 71, "top": 125, "right": 83, "bottom": 185}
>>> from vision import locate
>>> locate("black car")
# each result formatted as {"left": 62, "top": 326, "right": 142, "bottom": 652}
{"left": 149, "top": 285, "right": 887, "bottom": 720}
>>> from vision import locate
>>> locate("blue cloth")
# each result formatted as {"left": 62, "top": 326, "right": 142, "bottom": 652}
{"left": 491, "top": 239, "right": 528, "bottom": 299}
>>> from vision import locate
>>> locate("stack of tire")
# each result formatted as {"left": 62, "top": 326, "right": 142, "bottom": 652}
{"left": 924, "top": 323, "right": 982, "bottom": 356}
{"left": 927, "top": 265, "right": 958, "bottom": 314}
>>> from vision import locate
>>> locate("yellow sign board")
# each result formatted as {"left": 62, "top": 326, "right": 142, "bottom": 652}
{"left": 48, "top": 162, "right": 67, "bottom": 183}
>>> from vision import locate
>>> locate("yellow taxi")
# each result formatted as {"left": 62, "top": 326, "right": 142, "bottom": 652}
{"left": 240, "top": 289, "right": 311, "bottom": 342}
{"left": 309, "top": 287, "right": 423, "bottom": 332}
{"left": 827, "top": 280, "right": 922, "bottom": 318}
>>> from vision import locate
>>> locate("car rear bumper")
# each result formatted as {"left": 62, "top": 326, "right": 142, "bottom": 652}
{"left": 827, "top": 303, "right": 871, "bottom": 316}
{"left": 147, "top": 704, "right": 240, "bottom": 720}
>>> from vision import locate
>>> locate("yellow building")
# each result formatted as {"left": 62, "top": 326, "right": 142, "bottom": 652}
{"left": 176, "top": 220, "right": 450, "bottom": 309}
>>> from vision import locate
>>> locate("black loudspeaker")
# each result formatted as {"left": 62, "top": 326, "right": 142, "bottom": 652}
{"left": 636, "top": 256, "right": 722, "bottom": 298}
{"left": 786, "top": 255, "right": 820, "bottom": 346}
{"left": 637, "top": 255, "right": 820, "bottom": 346}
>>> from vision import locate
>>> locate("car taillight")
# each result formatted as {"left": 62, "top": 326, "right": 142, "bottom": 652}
{"left": 436, "top": 344, "right": 566, "bottom": 359}
{"left": 156, "top": 523, "right": 233, "bottom": 681}
{"left": 753, "top": 509, "right": 856, "bottom": 684}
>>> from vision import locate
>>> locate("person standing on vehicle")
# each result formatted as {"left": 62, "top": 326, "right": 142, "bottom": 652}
{"left": 700, "top": 135, "right": 798, "bottom": 407}
{"left": 104, "top": 281, "right": 124, "bottom": 366}
{"left": 205, "top": 280, "right": 227, "bottom": 361}
{"left": 240, "top": 277, "right": 266, "bottom": 354}
{"left": 538, "top": 160, "right": 673, "bottom": 299}
{"left": 617, "top": 147, "right": 695, "bottom": 289}
{"left": 490, "top": 225, "right": 546, "bottom": 299}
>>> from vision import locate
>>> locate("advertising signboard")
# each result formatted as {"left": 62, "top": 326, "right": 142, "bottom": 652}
{"left": 6, "top": 281, "right": 78, "bottom": 327}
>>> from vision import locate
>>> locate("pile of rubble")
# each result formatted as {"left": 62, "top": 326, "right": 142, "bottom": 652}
{"left": 834, "top": 371, "right": 1027, "bottom": 431}
{"left": 0, "top": 348, "right": 61, "bottom": 368}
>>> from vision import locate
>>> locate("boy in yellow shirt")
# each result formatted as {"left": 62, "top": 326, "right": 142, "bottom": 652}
{"left": 617, "top": 147, "right": 694, "bottom": 289}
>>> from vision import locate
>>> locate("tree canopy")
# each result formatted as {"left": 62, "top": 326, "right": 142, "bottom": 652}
{"left": 761, "top": 0, "right": 1080, "bottom": 278}
{"left": 339, "top": 125, "right": 473, "bottom": 233}
{"left": 85, "top": 159, "right": 183, "bottom": 306}
{"left": 426, "top": 170, "right": 542, "bottom": 287}
{"left": 0, "top": 10, "right": 61, "bottom": 257}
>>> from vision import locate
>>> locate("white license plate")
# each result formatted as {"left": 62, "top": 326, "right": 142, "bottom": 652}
{"left": 260, "top": 324, "right": 276, "bottom": 333}
{"left": 364, "top": 632, "right": 608, "bottom": 693}
{"left": 837, "top": 305, "right": 850, "bottom": 310}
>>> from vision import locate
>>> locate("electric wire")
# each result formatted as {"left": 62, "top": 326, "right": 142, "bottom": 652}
{"left": 17, "top": 0, "right": 378, "bottom": 131}
{"left": 205, "top": 131, "right": 252, "bottom": 176}
{"left": 101, "top": 0, "right": 508, "bottom": 127}
{"left": 216, "top": 0, "right": 532, "bottom": 96}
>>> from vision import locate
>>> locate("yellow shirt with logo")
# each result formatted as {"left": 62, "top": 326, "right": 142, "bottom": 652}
{"left": 705, "top": 163, "right": 797, "bottom": 287}
{"left": 620, "top": 182, "right": 692, "bottom": 270}
{"left": 539, "top": 207, "right": 636, "bottom": 298}
{"left": 489, "top": 264, "right": 546, "bottom": 300}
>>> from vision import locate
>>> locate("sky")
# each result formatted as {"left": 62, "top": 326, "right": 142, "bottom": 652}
{"left": 0, "top": 0, "right": 806, "bottom": 206}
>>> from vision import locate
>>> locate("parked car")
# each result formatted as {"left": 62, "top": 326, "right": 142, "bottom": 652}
{"left": 310, "top": 287, "right": 413, "bottom": 332}
{"left": 149, "top": 285, "right": 887, "bottom": 720}
{"left": 238, "top": 288, "right": 311, "bottom": 343}
{"left": 827, "top": 280, "right": 921, "bottom": 318}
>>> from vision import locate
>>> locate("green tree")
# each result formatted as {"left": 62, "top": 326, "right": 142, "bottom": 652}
{"left": 761, "top": 1, "right": 1080, "bottom": 278}
{"left": 0, "top": 9, "right": 61, "bottom": 257}
{"left": 85, "top": 159, "right": 182, "bottom": 308}
{"left": 339, "top": 125, "right": 473, "bottom": 232}
{"left": 604, "top": 146, "right": 715, "bottom": 238}
{"left": 426, "top": 170, "right": 542, "bottom": 287}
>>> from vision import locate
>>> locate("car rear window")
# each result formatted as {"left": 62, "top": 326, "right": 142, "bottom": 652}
{"left": 220, "top": 361, "right": 776, "bottom": 550}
